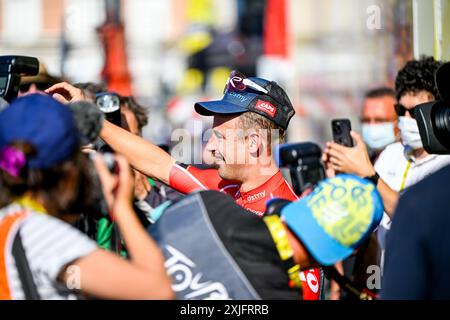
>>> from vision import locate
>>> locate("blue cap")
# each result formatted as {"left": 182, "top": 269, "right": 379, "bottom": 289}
{"left": 194, "top": 71, "right": 295, "bottom": 130}
{"left": 281, "top": 174, "right": 383, "bottom": 266}
{"left": 0, "top": 94, "right": 79, "bottom": 169}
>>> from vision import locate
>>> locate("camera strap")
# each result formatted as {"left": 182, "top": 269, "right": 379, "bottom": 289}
{"left": 13, "top": 225, "right": 41, "bottom": 300}
{"left": 262, "top": 214, "right": 302, "bottom": 288}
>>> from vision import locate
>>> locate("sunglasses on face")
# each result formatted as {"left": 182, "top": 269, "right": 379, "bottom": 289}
{"left": 395, "top": 103, "right": 416, "bottom": 119}
{"left": 223, "top": 70, "right": 268, "bottom": 95}
{"left": 19, "top": 82, "right": 52, "bottom": 93}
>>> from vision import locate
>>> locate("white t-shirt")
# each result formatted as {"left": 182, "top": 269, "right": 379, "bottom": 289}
{"left": 374, "top": 142, "right": 450, "bottom": 265}
{"left": 0, "top": 203, "right": 98, "bottom": 300}
{"left": 375, "top": 142, "right": 450, "bottom": 193}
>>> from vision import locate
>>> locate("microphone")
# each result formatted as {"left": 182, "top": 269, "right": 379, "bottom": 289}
{"left": 68, "top": 101, "right": 104, "bottom": 144}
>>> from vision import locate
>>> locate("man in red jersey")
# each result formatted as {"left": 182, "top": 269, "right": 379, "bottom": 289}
{"left": 46, "top": 70, "right": 322, "bottom": 299}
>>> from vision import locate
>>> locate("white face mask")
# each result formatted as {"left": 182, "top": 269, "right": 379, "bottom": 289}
{"left": 398, "top": 116, "right": 423, "bottom": 150}
{"left": 361, "top": 122, "right": 396, "bottom": 150}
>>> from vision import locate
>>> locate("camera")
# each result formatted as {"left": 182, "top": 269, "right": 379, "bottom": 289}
{"left": 91, "top": 92, "right": 122, "bottom": 153}
{"left": 415, "top": 62, "right": 450, "bottom": 154}
{"left": 102, "top": 152, "right": 120, "bottom": 175}
{"left": 0, "top": 56, "right": 39, "bottom": 102}
{"left": 83, "top": 152, "right": 119, "bottom": 219}
{"left": 275, "top": 142, "right": 326, "bottom": 195}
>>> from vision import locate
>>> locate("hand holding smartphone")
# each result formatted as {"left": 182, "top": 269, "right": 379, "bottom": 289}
{"left": 331, "top": 119, "right": 354, "bottom": 147}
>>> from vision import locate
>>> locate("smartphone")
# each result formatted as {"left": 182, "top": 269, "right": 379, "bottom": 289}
{"left": 331, "top": 119, "right": 354, "bottom": 147}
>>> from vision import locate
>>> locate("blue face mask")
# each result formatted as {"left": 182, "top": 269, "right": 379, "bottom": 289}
{"left": 361, "top": 122, "right": 396, "bottom": 150}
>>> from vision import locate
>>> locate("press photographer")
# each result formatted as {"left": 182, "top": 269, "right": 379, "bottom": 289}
{"left": 381, "top": 61, "right": 450, "bottom": 299}
{"left": 0, "top": 94, "right": 173, "bottom": 300}
{"left": 414, "top": 61, "right": 450, "bottom": 154}
{"left": 68, "top": 85, "right": 181, "bottom": 253}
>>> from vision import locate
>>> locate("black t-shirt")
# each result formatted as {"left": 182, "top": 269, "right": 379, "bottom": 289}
{"left": 382, "top": 164, "right": 450, "bottom": 299}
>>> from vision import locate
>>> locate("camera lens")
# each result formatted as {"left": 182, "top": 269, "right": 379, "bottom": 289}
{"left": 433, "top": 101, "right": 450, "bottom": 148}
{"left": 334, "top": 122, "right": 342, "bottom": 134}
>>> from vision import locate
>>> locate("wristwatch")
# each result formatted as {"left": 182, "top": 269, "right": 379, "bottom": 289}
{"left": 364, "top": 172, "right": 379, "bottom": 186}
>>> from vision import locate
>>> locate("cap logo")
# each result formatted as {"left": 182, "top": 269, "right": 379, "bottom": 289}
{"left": 228, "top": 91, "right": 248, "bottom": 103}
{"left": 255, "top": 100, "right": 276, "bottom": 118}
{"left": 228, "top": 76, "right": 246, "bottom": 91}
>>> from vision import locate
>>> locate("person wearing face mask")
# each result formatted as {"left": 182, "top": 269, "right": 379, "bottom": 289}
{"left": 322, "top": 56, "right": 450, "bottom": 273}
{"left": 360, "top": 87, "right": 399, "bottom": 163}
{"left": 329, "top": 87, "right": 397, "bottom": 300}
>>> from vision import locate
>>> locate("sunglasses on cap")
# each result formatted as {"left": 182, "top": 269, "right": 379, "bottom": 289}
{"left": 223, "top": 70, "right": 268, "bottom": 95}
{"left": 395, "top": 103, "right": 416, "bottom": 119}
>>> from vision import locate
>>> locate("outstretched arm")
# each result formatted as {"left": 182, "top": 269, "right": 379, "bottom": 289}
{"left": 45, "top": 82, "right": 175, "bottom": 185}
{"left": 100, "top": 121, "right": 175, "bottom": 184}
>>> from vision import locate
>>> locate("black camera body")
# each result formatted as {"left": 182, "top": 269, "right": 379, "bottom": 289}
{"left": 0, "top": 56, "right": 39, "bottom": 102}
{"left": 276, "top": 142, "right": 326, "bottom": 195}
{"left": 415, "top": 62, "right": 450, "bottom": 154}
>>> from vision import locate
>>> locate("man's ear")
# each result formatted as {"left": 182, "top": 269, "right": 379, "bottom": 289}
{"left": 248, "top": 130, "right": 263, "bottom": 155}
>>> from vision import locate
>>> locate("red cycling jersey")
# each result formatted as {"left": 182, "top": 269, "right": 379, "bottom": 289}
{"left": 168, "top": 162, "right": 322, "bottom": 300}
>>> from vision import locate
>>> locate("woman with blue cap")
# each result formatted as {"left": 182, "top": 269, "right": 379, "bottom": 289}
{"left": 0, "top": 94, "right": 174, "bottom": 300}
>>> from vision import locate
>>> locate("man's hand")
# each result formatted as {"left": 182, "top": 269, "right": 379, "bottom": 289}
{"left": 321, "top": 151, "right": 336, "bottom": 178}
{"left": 45, "top": 82, "right": 87, "bottom": 104}
{"left": 323, "top": 131, "right": 375, "bottom": 178}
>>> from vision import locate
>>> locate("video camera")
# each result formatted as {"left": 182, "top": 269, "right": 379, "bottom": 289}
{"left": 276, "top": 142, "right": 326, "bottom": 195}
{"left": 95, "top": 92, "right": 122, "bottom": 127}
{"left": 0, "top": 56, "right": 39, "bottom": 102}
{"left": 415, "top": 62, "right": 450, "bottom": 154}
{"left": 90, "top": 92, "right": 121, "bottom": 153}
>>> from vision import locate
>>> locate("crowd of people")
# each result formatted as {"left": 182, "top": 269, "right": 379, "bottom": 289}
{"left": 0, "top": 54, "right": 449, "bottom": 300}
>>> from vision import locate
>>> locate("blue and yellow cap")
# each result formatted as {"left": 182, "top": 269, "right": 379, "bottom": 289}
{"left": 281, "top": 174, "right": 383, "bottom": 266}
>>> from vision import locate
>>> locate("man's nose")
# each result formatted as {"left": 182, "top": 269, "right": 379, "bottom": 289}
{"left": 205, "top": 134, "right": 217, "bottom": 153}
